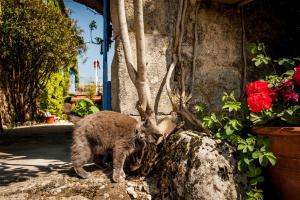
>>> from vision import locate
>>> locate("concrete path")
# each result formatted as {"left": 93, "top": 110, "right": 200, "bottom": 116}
{"left": 0, "top": 123, "right": 74, "bottom": 186}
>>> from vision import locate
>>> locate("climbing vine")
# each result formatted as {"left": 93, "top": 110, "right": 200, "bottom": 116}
{"left": 166, "top": 0, "right": 207, "bottom": 131}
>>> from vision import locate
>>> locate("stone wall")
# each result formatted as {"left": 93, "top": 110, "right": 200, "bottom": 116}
{"left": 111, "top": 0, "right": 174, "bottom": 115}
{"left": 111, "top": 0, "right": 243, "bottom": 115}
{"left": 110, "top": 0, "right": 300, "bottom": 115}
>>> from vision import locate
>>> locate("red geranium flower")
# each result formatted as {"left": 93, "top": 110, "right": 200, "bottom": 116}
{"left": 268, "top": 88, "right": 278, "bottom": 101}
{"left": 283, "top": 92, "right": 299, "bottom": 103}
{"left": 293, "top": 65, "right": 300, "bottom": 85}
{"left": 246, "top": 81, "right": 269, "bottom": 96}
{"left": 282, "top": 80, "right": 294, "bottom": 87}
{"left": 247, "top": 92, "right": 272, "bottom": 113}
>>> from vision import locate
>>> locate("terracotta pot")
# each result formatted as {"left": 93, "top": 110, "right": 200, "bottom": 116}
{"left": 46, "top": 116, "right": 55, "bottom": 124}
{"left": 252, "top": 127, "right": 300, "bottom": 200}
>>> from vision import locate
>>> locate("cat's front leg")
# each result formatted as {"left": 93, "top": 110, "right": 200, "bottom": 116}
{"left": 112, "top": 148, "right": 127, "bottom": 183}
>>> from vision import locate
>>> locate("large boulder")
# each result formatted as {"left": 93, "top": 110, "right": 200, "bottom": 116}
{"left": 159, "top": 131, "right": 246, "bottom": 200}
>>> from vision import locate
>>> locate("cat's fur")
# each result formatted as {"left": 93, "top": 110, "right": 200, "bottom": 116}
{"left": 71, "top": 111, "right": 160, "bottom": 182}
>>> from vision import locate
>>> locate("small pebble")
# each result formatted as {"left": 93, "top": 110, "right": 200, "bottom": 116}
{"left": 104, "top": 193, "right": 110, "bottom": 199}
{"left": 147, "top": 194, "right": 152, "bottom": 200}
{"left": 126, "top": 186, "right": 138, "bottom": 199}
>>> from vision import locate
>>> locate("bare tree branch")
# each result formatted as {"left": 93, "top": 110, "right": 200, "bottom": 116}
{"left": 134, "top": 0, "right": 154, "bottom": 115}
{"left": 117, "top": 0, "right": 137, "bottom": 84}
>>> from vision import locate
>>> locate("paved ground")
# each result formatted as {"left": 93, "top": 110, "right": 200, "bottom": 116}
{"left": 0, "top": 123, "right": 74, "bottom": 186}
{"left": 0, "top": 123, "right": 159, "bottom": 200}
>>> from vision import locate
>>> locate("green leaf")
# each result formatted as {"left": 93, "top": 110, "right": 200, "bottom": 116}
{"left": 259, "top": 155, "right": 268, "bottom": 167}
{"left": 78, "top": 100, "right": 87, "bottom": 107}
{"left": 244, "top": 157, "right": 252, "bottom": 165}
{"left": 283, "top": 70, "right": 294, "bottom": 77}
{"left": 275, "top": 58, "right": 295, "bottom": 66}
{"left": 265, "top": 152, "right": 277, "bottom": 166}
{"left": 89, "top": 105, "right": 100, "bottom": 114}
{"left": 280, "top": 105, "right": 300, "bottom": 125}
{"left": 246, "top": 136, "right": 256, "bottom": 145}
{"left": 247, "top": 164, "right": 262, "bottom": 177}
{"left": 249, "top": 176, "right": 264, "bottom": 185}
{"left": 257, "top": 43, "right": 265, "bottom": 51}
{"left": 228, "top": 119, "right": 243, "bottom": 130}
{"left": 237, "top": 143, "right": 245, "bottom": 151}
{"left": 248, "top": 43, "right": 257, "bottom": 54}
{"left": 254, "top": 60, "right": 262, "bottom": 67}
{"left": 252, "top": 151, "right": 262, "bottom": 159}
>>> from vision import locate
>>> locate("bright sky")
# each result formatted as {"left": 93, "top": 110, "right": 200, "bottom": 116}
{"left": 64, "top": 0, "right": 114, "bottom": 85}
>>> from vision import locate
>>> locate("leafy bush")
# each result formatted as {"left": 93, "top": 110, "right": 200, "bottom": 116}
{"left": 71, "top": 98, "right": 100, "bottom": 117}
{"left": 39, "top": 71, "right": 65, "bottom": 118}
{"left": 0, "top": 0, "right": 84, "bottom": 123}
{"left": 196, "top": 92, "right": 276, "bottom": 200}
{"left": 196, "top": 43, "right": 300, "bottom": 199}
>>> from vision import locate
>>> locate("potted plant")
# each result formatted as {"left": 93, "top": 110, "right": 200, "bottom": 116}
{"left": 197, "top": 43, "right": 300, "bottom": 199}
{"left": 248, "top": 67, "right": 300, "bottom": 199}
{"left": 242, "top": 43, "right": 300, "bottom": 199}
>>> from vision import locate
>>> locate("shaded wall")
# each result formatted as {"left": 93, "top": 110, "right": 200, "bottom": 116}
{"left": 244, "top": 0, "right": 300, "bottom": 82}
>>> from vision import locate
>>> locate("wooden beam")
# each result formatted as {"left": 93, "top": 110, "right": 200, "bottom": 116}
{"left": 238, "top": 0, "right": 254, "bottom": 7}
{"left": 213, "top": 0, "right": 254, "bottom": 6}
{"left": 73, "top": 0, "right": 103, "bottom": 14}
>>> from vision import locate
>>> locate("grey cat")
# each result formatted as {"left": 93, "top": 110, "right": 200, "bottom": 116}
{"left": 71, "top": 111, "right": 161, "bottom": 182}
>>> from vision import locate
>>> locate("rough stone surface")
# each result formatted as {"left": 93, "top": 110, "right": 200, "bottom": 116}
{"left": 0, "top": 128, "right": 160, "bottom": 200}
{"left": 110, "top": 0, "right": 243, "bottom": 114}
{"left": 0, "top": 167, "right": 159, "bottom": 200}
{"left": 111, "top": 32, "right": 172, "bottom": 115}
{"left": 191, "top": 3, "right": 242, "bottom": 111}
{"left": 159, "top": 131, "right": 246, "bottom": 200}
{"left": 110, "top": 0, "right": 242, "bottom": 114}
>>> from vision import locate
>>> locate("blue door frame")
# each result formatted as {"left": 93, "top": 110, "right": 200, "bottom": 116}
{"left": 102, "top": 0, "right": 111, "bottom": 110}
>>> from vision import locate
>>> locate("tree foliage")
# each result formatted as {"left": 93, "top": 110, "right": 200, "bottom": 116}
{"left": 0, "top": 0, "right": 84, "bottom": 123}
{"left": 39, "top": 70, "right": 65, "bottom": 118}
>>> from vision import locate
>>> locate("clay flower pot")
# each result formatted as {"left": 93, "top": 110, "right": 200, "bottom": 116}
{"left": 252, "top": 127, "right": 300, "bottom": 200}
{"left": 46, "top": 115, "right": 55, "bottom": 124}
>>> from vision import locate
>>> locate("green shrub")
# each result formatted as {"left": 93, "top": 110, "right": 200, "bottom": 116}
{"left": 197, "top": 92, "right": 276, "bottom": 200}
{"left": 72, "top": 98, "right": 100, "bottom": 117}
{"left": 39, "top": 71, "right": 65, "bottom": 118}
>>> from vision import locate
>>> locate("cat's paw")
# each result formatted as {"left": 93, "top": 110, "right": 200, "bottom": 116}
{"left": 121, "top": 170, "right": 126, "bottom": 178}
{"left": 113, "top": 170, "right": 126, "bottom": 183}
